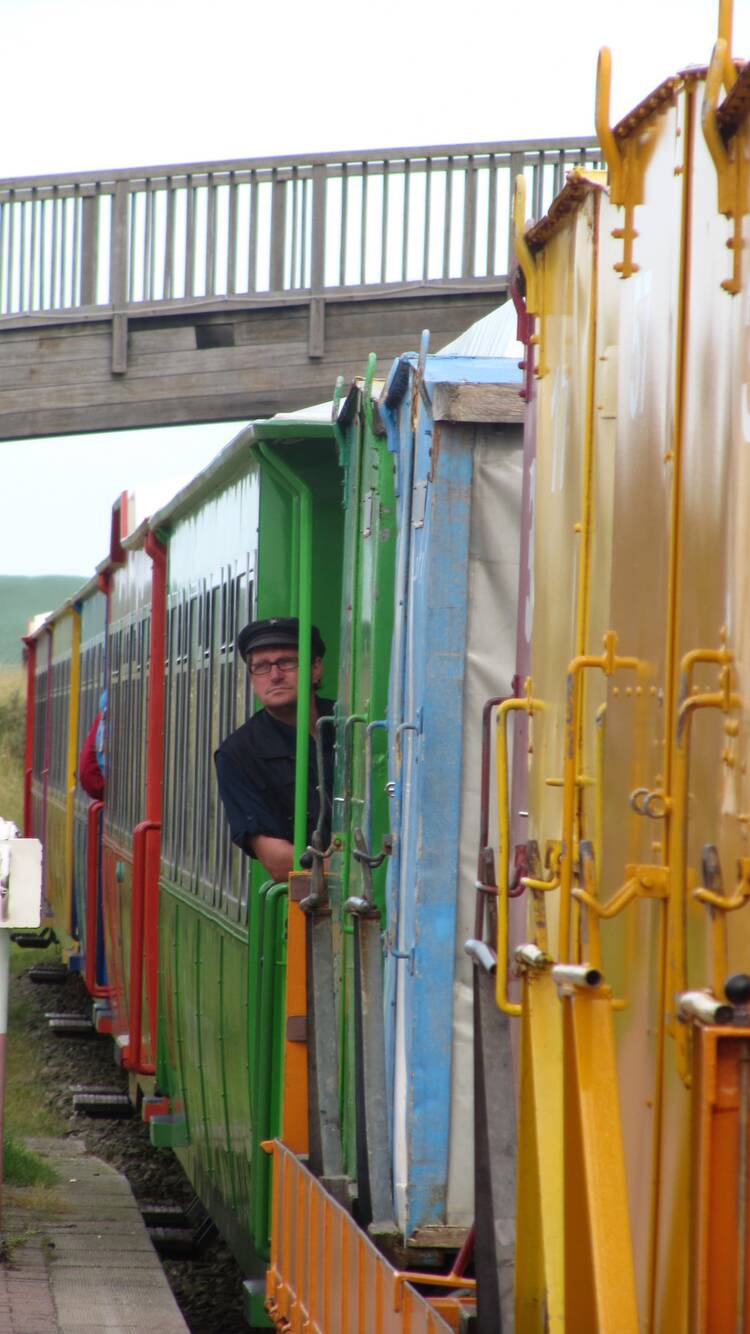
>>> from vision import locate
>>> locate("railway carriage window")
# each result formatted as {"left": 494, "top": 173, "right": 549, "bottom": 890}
{"left": 162, "top": 600, "right": 179, "bottom": 873}
{"left": 107, "top": 626, "right": 125, "bottom": 836}
{"left": 32, "top": 667, "right": 47, "bottom": 777}
{"left": 76, "top": 639, "right": 104, "bottom": 768}
{"left": 160, "top": 561, "right": 253, "bottom": 926}
{"left": 49, "top": 657, "right": 71, "bottom": 794}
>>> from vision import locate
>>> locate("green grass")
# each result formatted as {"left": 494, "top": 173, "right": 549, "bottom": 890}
{"left": 0, "top": 668, "right": 24, "bottom": 829}
{"left": 3, "top": 1138, "right": 57, "bottom": 1188}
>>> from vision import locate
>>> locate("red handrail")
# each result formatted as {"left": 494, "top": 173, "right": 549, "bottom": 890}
{"left": 83, "top": 800, "right": 111, "bottom": 998}
{"left": 22, "top": 637, "right": 36, "bottom": 836}
{"left": 128, "top": 819, "right": 160, "bottom": 1073}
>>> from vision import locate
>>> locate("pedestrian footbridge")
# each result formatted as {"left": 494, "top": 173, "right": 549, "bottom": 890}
{"left": 0, "top": 138, "right": 598, "bottom": 438}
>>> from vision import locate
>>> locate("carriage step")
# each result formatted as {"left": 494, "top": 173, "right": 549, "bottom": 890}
{"left": 12, "top": 929, "right": 54, "bottom": 950}
{"left": 71, "top": 1090, "right": 133, "bottom": 1118}
{"left": 28, "top": 963, "right": 68, "bottom": 984}
{"left": 45, "top": 1013, "right": 95, "bottom": 1037}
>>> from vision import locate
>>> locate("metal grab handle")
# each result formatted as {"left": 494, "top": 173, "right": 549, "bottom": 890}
{"left": 475, "top": 695, "right": 511, "bottom": 940}
{"left": 313, "top": 714, "right": 336, "bottom": 842}
{"left": 346, "top": 721, "right": 391, "bottom": 917}
{"left": 495, "top": 686, "right": 544, "bottom": 1016}
{"left": 346, "top": 828, "right": 384, "bottom": 918}
{"left": 340, "top": 713, "right": 367, "bottom": 834}
{"left": 363, "top": 720, "right": 387, "bottom": 846}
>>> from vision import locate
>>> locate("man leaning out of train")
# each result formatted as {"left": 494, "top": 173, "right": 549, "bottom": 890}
{"left": 214, "top": 617, "right": 335, "bottom": 883}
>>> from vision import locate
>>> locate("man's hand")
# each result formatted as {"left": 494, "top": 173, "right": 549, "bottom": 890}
{"left": 247, "top": 834, "right": 295, "bottom": 883}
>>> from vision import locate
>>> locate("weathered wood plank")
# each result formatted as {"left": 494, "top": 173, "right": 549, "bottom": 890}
{"left": 432, "top": 382, "right": 525, "bottom": 424}
{"left": 0, "top": 290, "right": 508, "bottom": 439}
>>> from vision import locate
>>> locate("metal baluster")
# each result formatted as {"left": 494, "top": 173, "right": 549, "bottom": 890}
{"left": 0, "top": 202, "right": 5, "bottom": 314}
{"left": 205, "top": 173, "right": 216, "bottom": 297}
{"left": 248, "top": 173, "right": 258, "bottom": 293}
{"left": 443, "top": 159, "right": 453, "bottom": 279}
{"left": 57, "top": 195, "right": 65, "bottom": 308}
{"left": 339, "top": 162, "right": 348, "bottom": 287}
{"left": 127, "top": 191, "right": 136, "bottom": 303}
{"left": 422, "top": 157, "right": 432, "bottom": 281}
{"left": 269, "top": 169, "right": 286, "bottom": 293}
{"left": 19, "top": 200, "right": 27, "bottom": 314}
{"left": 164, "top": 178, "right": 175, "bottom": 300}
{"left": 486, "top": 154, "right": 497, "bottom": 276}
{"left": 30, "top": 195, "right": 39, "bottom": 311}
{"left": 184, "top": 175, "right": 195, "bottom": 298}
{"left": 401, "top": 158, "right": 410, "bottom": 283}
{"left": 72, "top": 190, "right": 81, "bottom": 306}
{"left": 300, "top": 173, "right": 308, "bottom": 289}
{"left": 7, "top": 193, "right": 15, "bottom": 315}
{"left": 360, "top": 161, "right": 368, "bottom": 286}
{"left": 380, "top": 159, "right": 389, "bottom": 284}
{"left": 462, "top": 154, "right": 477, "bottom": 278}
{"left": 291, "top": 170, "right": 300, "bottom": 290}
{"left": 227, "top": 173, "right": 237, "bottom": 296}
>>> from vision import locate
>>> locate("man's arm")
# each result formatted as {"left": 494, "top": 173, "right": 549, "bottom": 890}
{"left": 215, "top": 748, "right": 294, "bottom": 882}
{"left": 246, "top": 834, "right": 295, "bottom": 882}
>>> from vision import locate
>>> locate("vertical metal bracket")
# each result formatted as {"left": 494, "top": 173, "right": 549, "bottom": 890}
{"left": 513, "top": 175, "right": 546, "bottom": 378}
{"left": 596, "top": 47, "right": 659, "bottom": 280}
{"left": 702, "top": 34, "right": 745, "bottom": 295}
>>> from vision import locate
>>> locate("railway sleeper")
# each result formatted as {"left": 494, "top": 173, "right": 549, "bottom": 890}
{"left": 45, "top": 1012, "right": 96, "bottom": 1038}
{"left": 148, "top": 1214, "right": 218, "bottom": 1259}
{"left": 71, "top": 1089, "right": 133, "bottom": 1119}
{"left": 27, "top": 962, "right": 69, "bottom": 984}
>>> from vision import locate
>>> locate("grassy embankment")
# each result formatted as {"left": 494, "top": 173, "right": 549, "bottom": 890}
{"left": 0, "top": 670, "right": 65, "bottom": 1201}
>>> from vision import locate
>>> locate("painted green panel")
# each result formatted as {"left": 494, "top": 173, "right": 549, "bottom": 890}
{"left": 221, "top": 931, "right": 252, "bottom": 1220}
{"left": 328, "top": 374, "right": 398, "bottom": 1181}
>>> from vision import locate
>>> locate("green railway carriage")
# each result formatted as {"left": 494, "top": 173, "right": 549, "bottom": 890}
{"left": 147, "top": 404, "right": 345, "bottom": 1285}
{"left": 327, "top": 360, "right": 397, "bottom": 1215}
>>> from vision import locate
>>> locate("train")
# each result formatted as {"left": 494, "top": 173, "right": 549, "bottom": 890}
{"left": 19, "top": 5, "right": 750, "bottom": 1329}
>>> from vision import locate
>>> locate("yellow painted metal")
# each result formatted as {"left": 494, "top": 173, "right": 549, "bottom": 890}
{"left": 495, "top": 687, "right": 544, "bottom": 1016}
{"left": 702, "top": 37, "right": 745, "bottom": 294}
{"left": 558, "top": 634, "right": 639, "bottom": 963}
{"left": 516, "top": 29, "right": 750, "bottom": 1326}
{"left": 264, "top": 1139, "right": 457, "bottom": 1333}
{"left": 513, "top": 175, "right": 546, "bottom": 377}
{"left": 596, "top": 47, "right": 660, "bottom": 279}
{"left": 562, "top": 984, "right": 639, "bottom": 1333}
{"left": 64, "top": 607, "right": 81, "bottom": 947}
{"left": 514, "top": 968, "right": 565, "bottom": 1332}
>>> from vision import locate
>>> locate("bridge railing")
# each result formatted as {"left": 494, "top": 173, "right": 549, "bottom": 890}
{"left": 0, "top": 138, "right": 600, "bottom": 324}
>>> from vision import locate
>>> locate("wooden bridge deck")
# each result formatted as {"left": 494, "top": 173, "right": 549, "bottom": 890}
{"left": 0, "top": 138, "right": 598, "bottom": 438}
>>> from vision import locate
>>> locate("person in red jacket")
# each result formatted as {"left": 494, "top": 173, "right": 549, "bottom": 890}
{"left": 78, "top": 690, "right": 106, "bottom": 800}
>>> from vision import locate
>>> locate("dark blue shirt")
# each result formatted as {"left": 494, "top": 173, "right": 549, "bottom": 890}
{"left": 214, "top": 700, "right": 336, "bottom": 856}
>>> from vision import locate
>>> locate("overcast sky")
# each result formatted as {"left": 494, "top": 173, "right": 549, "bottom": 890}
{"left": 2, "top": 0, "right": 747, "bottom": 577}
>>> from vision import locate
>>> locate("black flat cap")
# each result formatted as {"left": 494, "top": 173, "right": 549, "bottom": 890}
{"left": 237, "top": 617, "right": 326, "bottom": 661}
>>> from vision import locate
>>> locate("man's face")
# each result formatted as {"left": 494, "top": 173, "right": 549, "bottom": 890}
{"left": 248, "top": 646, "right": 323, "bottom": 713}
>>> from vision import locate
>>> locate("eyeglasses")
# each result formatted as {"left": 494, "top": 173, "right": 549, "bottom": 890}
{"left": 248, "top": 656, "right": 299, "bottom": 677}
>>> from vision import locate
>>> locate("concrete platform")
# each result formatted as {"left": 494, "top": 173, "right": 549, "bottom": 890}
{"left": 0, "top": 1138, "right": 189, "bottom": 1333}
